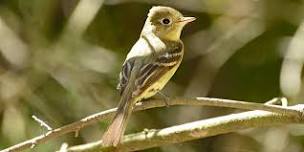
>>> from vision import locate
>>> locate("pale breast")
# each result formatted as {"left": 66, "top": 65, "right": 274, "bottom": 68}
{"left": 140, "top": 59, "right": 182, "bottom": 100}
{"left": 124, "top": 36, "right": 184, "bottom": 102}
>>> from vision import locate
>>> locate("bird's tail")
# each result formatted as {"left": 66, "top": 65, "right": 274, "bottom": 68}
{"left": 102, "top": 88, "right": 134, "bottom": 146}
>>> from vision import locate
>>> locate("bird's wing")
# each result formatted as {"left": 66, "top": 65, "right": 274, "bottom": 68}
{"left": 117, "top": 58, "right": 135, "bottom": 95}
{"left": 117, "top": 39, "right": 183, "bottom": 96}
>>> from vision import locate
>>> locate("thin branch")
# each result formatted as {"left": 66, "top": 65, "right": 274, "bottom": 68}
{"left": 59, "top": 143, "right": 69, "bottom": 152}
{"left": 67, "top": 104, "right": 304, "bottom": 152}
{"left": 32, "top": 115, "right": 53, "bottom": 131}
{"left": 1, "top": 97, "right": 304, "bottom": 152}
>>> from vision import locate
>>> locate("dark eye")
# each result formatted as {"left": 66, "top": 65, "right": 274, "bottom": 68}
{"left": 161, "top": 18, "right": 171, "bottom": 25}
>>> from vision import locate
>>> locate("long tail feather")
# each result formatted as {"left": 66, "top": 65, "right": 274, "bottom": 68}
{"left": 102, "top": 88, "right": 134, "bottom": 146}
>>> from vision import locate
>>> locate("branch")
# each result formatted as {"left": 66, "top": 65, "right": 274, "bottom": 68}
{"left": 1, "top": 97, "right": 304, "bottom": 152}
{"left": 67, "top": 104, "right": 304, "bottom": 152}
{"left": 32, "top": 115, "right": 53, "bottom": 131}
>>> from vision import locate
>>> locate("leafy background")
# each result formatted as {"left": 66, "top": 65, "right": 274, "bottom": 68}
{"left": 1, "top": 0, "right": 304, "bottom": 151}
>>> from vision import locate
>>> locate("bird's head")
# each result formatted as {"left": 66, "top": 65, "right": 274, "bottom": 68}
{"left": 141, "top": 6, "right": 196, "bottom": 41}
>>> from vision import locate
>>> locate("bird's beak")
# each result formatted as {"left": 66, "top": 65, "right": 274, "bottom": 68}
{"left": 178, "top": 17, "right": 196, "bottom": 23}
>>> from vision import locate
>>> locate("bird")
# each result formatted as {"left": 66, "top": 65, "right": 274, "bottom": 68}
{"left": 102, "top": 6, "right": 195, "bottom": 147}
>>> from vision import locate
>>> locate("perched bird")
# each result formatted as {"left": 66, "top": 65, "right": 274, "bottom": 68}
{"left": 102, "top": 6, "right": 195, "bottom": 146}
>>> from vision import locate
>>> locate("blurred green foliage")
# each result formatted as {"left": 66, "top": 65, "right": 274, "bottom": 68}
{"left": 1, "top": 0, "right": 304, "bottom": 151}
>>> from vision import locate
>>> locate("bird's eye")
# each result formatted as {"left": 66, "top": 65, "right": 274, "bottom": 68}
{"left": 161, "top": 18, "right": 171, "bottom": 25}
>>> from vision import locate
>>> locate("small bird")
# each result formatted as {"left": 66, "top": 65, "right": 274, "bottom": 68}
{"left": 102, "top": 6, "right": 195, "bottom": 146}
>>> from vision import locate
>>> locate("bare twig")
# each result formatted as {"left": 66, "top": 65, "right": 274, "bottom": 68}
{"left": 67, "top": 105, "right": 304, "bottom": 152}
{"left": 1, "top": 97, "right": 304, "bottom": 152}
{"left": 32, "top": 115, "right": 53, "bottom": 131}
{"left": 265, "top": 97, "right": 288, "bottom": 107}
{"left": 59, "top": 143, "right": 69, "bottom": 152}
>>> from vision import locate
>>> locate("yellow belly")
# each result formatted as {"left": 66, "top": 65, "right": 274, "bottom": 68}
{"left": 137, "top": 62, "right": 181, "bottom": 101}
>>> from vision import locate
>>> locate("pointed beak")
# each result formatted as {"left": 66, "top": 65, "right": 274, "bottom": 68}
{"left": 178, "top": 17, "right": 196, "bottom": 23}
